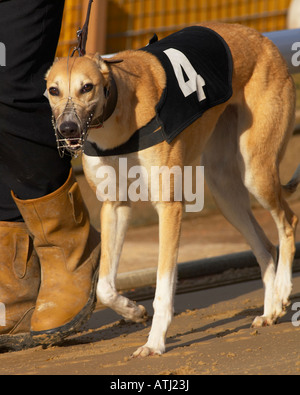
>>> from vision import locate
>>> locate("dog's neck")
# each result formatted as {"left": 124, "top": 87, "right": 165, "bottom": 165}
{"left": 89, "top": 73, "right": 118, "bottom": 128}
{"left": 86, "top": 52, "right": 166, "bottom": 151}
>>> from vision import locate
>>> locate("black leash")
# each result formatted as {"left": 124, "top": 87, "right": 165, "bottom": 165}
{"left": 71, "top": 0, "right": 94, "bottom": 57}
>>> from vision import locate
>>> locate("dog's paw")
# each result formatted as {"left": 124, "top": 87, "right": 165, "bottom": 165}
{"left": 131, "top": 305, "right": 148, "bottom": 323}
{"left": 272, "top": 296, "right": 291, "bottom": 321}
{"left": 251, "top": 315, "right": 274, "bottom": 328}
{"left": 131, "top": 345, "right": 162, "bottom": 358}
{"left": 122, "top": 303, "right": 148, "bottom": 323}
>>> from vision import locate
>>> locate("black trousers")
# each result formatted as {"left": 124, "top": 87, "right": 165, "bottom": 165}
{"left": 0, "top": 0, "right": 71, "bottom": 222}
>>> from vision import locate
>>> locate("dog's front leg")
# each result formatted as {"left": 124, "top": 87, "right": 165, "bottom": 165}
{"left": 132, "top": 201, "right": 183, "bottom": 357}
{"left": 97, "top": 201, "right": 147, "bottom": 322}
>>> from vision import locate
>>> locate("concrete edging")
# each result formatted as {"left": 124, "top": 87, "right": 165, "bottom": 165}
{"left": 115, "top": 242, "right": 300, "bottom": 293}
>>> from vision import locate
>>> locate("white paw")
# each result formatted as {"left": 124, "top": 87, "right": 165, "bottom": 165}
{"left": 131, "top": 345, "right": 163, "bottom": 358}
{"left": 127, "top": 304, "right": 148, "bottom": 323}
{"left": 97, "top": 281, "right": 148, "bottom": 322}
{"left": 118, "top": 300, "right": 148, "bottom": 322}
{"left": 251, "top": 315, "right": 274, "bottom": 328}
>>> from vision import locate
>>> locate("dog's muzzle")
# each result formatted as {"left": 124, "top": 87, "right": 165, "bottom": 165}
{"left": 51, "top": 97, "right": 95, "bottom": 158}
{"left": 58, "top": 121, "right": 84, "bottom": 151}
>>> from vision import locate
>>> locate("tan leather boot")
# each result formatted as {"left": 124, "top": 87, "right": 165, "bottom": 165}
{"left": 12, "top": 169, "right": 100, "bottom": 345}
{"left": 0, "top": 221, "right": 40, "bottom": 350}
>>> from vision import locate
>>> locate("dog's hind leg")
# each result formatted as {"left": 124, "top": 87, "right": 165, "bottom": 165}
{"left": 202, "top": 105, "right": 279, "bottom": 326}
{"left": 240, "top": 156, "right": 298, "bottom": 326}
{"left": 270, "top": 196, "right": 298, "bottom": 320}
{"left": 97, "top": 201, "right": 147, "bottom": 322}
{"left": 203, "top": 62, "right": 297, "bottom": 327}
{"left": 238, "top": 73, "right": 298, "bottom": 325}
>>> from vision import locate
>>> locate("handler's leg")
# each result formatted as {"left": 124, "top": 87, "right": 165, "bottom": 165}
{"left": 0, "top": 0, "right": 100, "bottom": 348}
{"left": 0, "top": 0, "right": 71, "bottom": 220}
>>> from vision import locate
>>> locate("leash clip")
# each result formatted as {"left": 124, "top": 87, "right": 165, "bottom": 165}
{"left": 71, "top": 0, "right": 93, "bottom": 58}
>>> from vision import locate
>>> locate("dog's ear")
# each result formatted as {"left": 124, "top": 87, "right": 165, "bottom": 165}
{"left": 92, "top": 52, "right": 123, "bottom": 65}
{"left": 86, "top": 53, "right": 110, "bottom": 75}
{"left": 86, "top": 53, "right": 123, "bottom": 74}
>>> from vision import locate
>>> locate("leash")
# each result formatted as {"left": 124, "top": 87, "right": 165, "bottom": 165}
{"left": 71, "top": 0, "right": 94, "bottom": 57}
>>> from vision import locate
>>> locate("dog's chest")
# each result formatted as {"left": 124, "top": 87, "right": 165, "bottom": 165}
{"left": 82, "top": 152, "right": 146, "bottom": 191}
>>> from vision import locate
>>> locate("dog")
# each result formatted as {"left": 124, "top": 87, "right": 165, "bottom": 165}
{"left": 46, "top": 22, "right": 300, "bottom": 357}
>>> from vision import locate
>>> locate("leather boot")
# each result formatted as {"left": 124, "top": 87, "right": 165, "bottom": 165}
{"left": 0, "top": 221, "right": 40, "bottom": 350}
{"left": 12, "top": 169, "right": 100, "bottom": 345}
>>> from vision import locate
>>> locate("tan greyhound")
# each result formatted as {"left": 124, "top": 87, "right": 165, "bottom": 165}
{"left": 46, "top": 23, "right": 300, "bottom": 357}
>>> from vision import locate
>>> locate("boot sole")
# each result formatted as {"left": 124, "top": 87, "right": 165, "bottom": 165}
{"left": 30, "top": 265, "right": 99, "bottom": 347}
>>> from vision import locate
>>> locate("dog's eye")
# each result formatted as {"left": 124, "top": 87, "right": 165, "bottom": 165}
{"left": 49, "top": 87, "right": 60, "bottom": 97}
{"left": 81, "top": 83, "right": 94, "bottom": 94}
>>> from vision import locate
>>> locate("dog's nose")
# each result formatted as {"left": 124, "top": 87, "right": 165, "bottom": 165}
{"left": 59, "top": 121, "right": 79, "bottom": 137}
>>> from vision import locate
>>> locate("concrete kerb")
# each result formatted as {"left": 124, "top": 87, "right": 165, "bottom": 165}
{"left": 93, "top": 243, "right": 300, "bottom": 308}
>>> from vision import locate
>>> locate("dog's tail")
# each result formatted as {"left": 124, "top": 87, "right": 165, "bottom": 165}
{"left": 282, "top": 164, "right": 300, "bottom": 197}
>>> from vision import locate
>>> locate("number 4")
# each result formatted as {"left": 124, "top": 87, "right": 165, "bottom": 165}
{"left": 163, "top": 48, "right": 206, "bottom": 102}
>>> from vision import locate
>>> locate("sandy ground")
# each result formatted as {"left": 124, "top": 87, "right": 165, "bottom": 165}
{"left": 0, "top": 199, "right": 299, "bottom": 376}
{"left": 0, "top": 136, "right": 299, "bottom": 376}
{"left": 0, "top": 275, "right": 299, "bottom": 375}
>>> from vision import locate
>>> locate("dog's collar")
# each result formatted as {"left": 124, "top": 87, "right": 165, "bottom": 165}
{"left": 83, "top": 116, "right": 165, "bottom": 157}
{"left": 89, "top": 73, "right": 118, "bottom": 129}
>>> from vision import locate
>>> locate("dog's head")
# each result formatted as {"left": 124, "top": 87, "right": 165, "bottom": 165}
{"left": 46, "top": 54, "right": 120, "bottom": 156}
